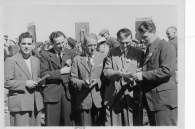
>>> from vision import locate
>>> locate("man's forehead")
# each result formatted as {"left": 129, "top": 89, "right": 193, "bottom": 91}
{"left": 21, "top": 38, "right": 33, "bottom": 43}
{"left": 54, "top": 36, "right": 65, "bottom": 43}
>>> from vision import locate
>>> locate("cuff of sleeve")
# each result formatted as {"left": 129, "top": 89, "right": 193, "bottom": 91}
{"left": 50, "top": 70, "right": 61, "bottom": 80}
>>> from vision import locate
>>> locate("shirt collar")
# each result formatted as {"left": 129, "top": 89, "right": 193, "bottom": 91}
{"left": 54, "top": 48, "right": 64, "bottom": 55}
{"left": 85, "top": 52, "right": 94, "bottom": 58}
{"left": 120, "top": 47, "right": 129, "bottom": 55}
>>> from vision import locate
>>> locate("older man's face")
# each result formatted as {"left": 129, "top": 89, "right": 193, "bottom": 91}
{"left": 117, "top": 34, "right": 132, "bottom": 52}
{"left": 84, "top": 38, "right": 97, "bottom": 56}
{"left": 166, "top": 29, "right": 176, "bottom": 40}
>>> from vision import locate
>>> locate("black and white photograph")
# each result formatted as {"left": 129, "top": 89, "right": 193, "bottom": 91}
{"left": 2, "top": 0, "right": 187, "bottom": 128}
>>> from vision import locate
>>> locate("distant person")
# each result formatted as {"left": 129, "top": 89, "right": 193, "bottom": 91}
{"left": 166, "top": 26, "right": 178, "bottom": 83}
{"left": 40, "top": 31, "right": 76, "bottom": 126}
{"left": 75, "top": 41, "right": 83, "bottom": 55}
{"left": 9, "top": 39, "right": 20, "bottom": 56}
{"left": 133, "top": 21, "right": 177, "bottom": 126}
{"left": 97, "top": 37, "right": 109, "bottom": 54}
{"left": 4, "top": 32, "right": 43, "bottom": 126}
{"left": 99, "top": 28, "right": 119, "bottom": 49}
{"left": 71, "top": 33, "right": 106, "bottom": 126}
{"left": 103, "top": 28, "right": 144, "bottom": 126}
{"left": 66, "top": 37, "right": 77, "bottom": 50}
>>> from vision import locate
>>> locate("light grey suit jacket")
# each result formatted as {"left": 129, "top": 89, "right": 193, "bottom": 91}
{"left": 71, "top": 51, "right": 106, "bottom": 110}
{"left": 4, "top": 52, "right": 43, "bottom": 112}
{"left": 104, "top": 46, "right": 144, "bottom": 111}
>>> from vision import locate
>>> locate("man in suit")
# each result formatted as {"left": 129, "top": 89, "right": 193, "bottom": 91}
{"left": 103, "top": 28, "right": 144, "bottom": 126}
{"left": 99, "top": 28, "right": 119, "bottom": 49}
{"left": 166, "top": 26, "right": 178, "bottom": 83}
{"left": 40, "top": 31, "right": 76, "bottom": 126}
{"left": 71, "top": 33, "right": 106, "bottom": 126}
{"left": 4, "top": 32, "right": 43, "bottom": 126}
{"left": 132, "top": 21, "right": 177, "bottom": 126}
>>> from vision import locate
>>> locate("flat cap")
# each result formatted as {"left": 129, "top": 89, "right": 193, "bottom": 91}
{"left": 99, "top": 28, "right": 109, "bottom": 36}
{"left": 68, "top": 37, "right": 76, "bottom": 46}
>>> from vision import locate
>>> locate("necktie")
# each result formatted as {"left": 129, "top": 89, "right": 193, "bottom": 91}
{"left": 144, "top": 47, "right": 149, "bottom": 62}
{"left": 87, "top": 56, "right": 92, "bottom": 72}
{"left": 58, "top": 52, "right": 62, "bottom": 64}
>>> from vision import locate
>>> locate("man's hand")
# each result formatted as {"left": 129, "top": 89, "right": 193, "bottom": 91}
{"left": 60, "top": 66, "right": 71, "bottom": 74}
{"left": 132, "top": 72, "right": 143, "bottom": 81}
{"left": 26, "top": 80, "right": 38, "bottom": 89}
{"left": 89, "top": 79, "right": 98, "bottom": 88}
{"left": 116, "top": 69, "right": 124, "bottom": 78}
{"left": 82, "top": 78, "right": 90, "bottom": 88}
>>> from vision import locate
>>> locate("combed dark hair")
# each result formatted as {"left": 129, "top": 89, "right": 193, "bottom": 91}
{"left": 18, "top": 32, "right": 33, "bottom": 44}
{"left": 138, "top": 20, "right": 156, "bottom": 33}
{"left": 116, "top": 28, "right": 132, "bottom": 39}
{"left": 49, "top": 31, "right": 66, "bottom": 43}
{"left": 84, "top": 33, "right": 98, "bottom": 44}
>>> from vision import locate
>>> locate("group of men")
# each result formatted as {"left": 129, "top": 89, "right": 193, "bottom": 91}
{"left": 4, "top": 20, "right": 178, "bottom": 126}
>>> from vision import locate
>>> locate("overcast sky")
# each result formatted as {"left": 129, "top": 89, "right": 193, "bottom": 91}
{"left": 4, "top": 2, "right": 178, "bottom": 42}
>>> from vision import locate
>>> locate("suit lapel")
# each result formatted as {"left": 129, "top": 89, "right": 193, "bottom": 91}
{"left": 48, "top": 48, "right": 61, "bottom": 68}
{"left": 143, "top": 38, "right": 160, "bottom": 65}
{"left": 113, "top": 47, "right": 123, "bottom": 70}
{"left": 80, "top": 54, "right": 90, "bottom": 73}
{"left": 16, "top": 53, "right": 32, "bottom": 80}
{"left": 30, "top": 56, "right": 37, "bottom": 81}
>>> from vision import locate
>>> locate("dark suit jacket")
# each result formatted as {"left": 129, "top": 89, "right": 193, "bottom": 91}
{"left": 4, "top": 52, "right": 43, "bottom": 112}
{"left": 40, "top": 48, "right": 76, "bottom": 102}
{"left": 142, "top": 37, "right": 177, "bottom": 111}
{"left": 169, "top": 36, "right": 177, "bottom": 71}
{"left": 104, "top": 46, "right": 144, "bottom": 112}
{"left": 71, "top": 51, "right": 107, "bottom": 110}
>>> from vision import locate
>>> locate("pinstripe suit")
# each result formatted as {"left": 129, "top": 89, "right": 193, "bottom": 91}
{"left": 4, "top": 52, "right": 43, "bottom": 126}
{"left": 40, "top": 48, "right": 76, "bottom": 126}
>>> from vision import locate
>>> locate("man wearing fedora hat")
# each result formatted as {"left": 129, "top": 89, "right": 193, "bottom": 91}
{"left": 99, "top": 28, "right": 119, "bottom": 49}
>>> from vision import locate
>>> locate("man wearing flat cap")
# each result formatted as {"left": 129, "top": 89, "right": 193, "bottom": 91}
{"left": 67, "top": 37, "right": 77, "bottom": 49}
{"left": 99, "top": 28, "right": 119, "bottom": 49}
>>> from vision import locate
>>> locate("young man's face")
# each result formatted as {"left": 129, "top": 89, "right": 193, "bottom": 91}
{"left": 118, "top": 35, "right": 132, "bottom": 52}
{"left": 84, "top": 38, "right": 97, "bottom": 56}
{"left": 139, "top": 31, "right": 154, "bottom": 46}
{"left": 52, "top": 35, "right": 65, "bottom": 52}
{"left": 19, "top": 38, "right": 33, "bottom": 56}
